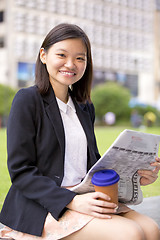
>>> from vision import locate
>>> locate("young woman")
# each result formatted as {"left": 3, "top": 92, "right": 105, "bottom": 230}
{"left": 0, "top": 23, "right": 160, "bottom": 240}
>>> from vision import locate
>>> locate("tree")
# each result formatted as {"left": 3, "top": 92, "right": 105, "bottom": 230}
{"left": 0, "top": 84, "right": 17, "bottom": 127}
{"left": 91, "top": 82, "right": 131, "bottom": 122}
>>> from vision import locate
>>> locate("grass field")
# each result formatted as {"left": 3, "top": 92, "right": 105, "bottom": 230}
{"left": 0, "top": 126, "right": 160, "bottom": 210}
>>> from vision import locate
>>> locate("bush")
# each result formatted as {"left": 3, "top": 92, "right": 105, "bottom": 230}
{"left": 0, "top": 84, "right": 17, "bottom": 127}
{"left": 91, "top": 82, "right": 131, "bottom": 123}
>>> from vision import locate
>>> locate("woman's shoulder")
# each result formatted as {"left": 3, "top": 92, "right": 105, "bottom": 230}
{"left": 13, "top": 85, "right": 40, "bottom": 105}
{"left": 15, "top": 85, "right": 38, "bottom": 98}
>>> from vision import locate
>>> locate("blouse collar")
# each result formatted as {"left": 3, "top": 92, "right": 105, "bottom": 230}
{"left": 56, "top": 96, "right": 76, "bottom": 114}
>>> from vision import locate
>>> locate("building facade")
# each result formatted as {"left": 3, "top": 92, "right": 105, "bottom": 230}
{"left": 0, "top": 0, "right": 158, "bottom": 105}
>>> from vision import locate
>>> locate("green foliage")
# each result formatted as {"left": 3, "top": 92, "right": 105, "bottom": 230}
{"left": 131, "top": 105, "right": 160, "bottom": 126}
{"left": 91, "top": 82, "right": 131, "bottom": 122}
{"left": 0, "top": 84, "right": 17, "bottom": 117}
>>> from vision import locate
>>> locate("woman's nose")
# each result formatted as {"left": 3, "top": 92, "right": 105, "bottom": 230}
{"left": 64, "top": 59, "right": 75, "bottom": 68}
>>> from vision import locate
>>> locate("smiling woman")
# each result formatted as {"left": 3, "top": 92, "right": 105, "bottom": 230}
{"left": 0, "top": 23, "right": 160, "bottom": 240}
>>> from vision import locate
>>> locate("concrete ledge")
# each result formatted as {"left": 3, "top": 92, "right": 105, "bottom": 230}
{"left": 129, "top": 196, "right": 160, "bottom": 228}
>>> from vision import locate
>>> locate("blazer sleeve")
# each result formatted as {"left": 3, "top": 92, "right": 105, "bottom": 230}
{"left": 7, "top": 88, "right": 76, "bottom": 220}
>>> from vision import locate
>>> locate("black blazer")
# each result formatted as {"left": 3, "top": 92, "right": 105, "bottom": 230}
{"left": 0, "top": 85, "right": 100, "bottom": 236}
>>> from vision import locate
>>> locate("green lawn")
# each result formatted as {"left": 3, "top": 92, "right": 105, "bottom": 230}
{"left": 0, "top": 126, "right": 160, "bottom": 210}
{"left": 0, "top": 129, "right": 11, "bottom": 210}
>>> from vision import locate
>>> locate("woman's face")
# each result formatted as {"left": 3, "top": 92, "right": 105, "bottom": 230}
{"left": 40, "top": 38, "right": 87, "bottom": 89}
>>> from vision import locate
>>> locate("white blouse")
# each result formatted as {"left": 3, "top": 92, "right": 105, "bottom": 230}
{"left": 56, "top": 96, "right": 87, "bottom": 187}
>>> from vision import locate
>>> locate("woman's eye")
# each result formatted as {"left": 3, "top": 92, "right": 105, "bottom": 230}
{"left": 77, "top": 57, "right": 85, "bottom": 61}
{"left": 57, "top": 54, "right": 65, "bottom": 57}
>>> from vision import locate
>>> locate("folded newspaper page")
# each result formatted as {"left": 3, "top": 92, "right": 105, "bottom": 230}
{"left": 71, "top": 129, "right": 160, "bottom": 205}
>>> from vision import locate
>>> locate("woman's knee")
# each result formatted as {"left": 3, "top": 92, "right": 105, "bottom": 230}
{"left": 143, "top": 218, "right": 160, "bottom": 240}
{"left": 123, "top": 210, "right": 160, "bottom": 240}
{"left": 116, "top": 219, "right": 145, "bottom": 240}
{"left": 63, "top": 217, "right": 145, "bottom": 240}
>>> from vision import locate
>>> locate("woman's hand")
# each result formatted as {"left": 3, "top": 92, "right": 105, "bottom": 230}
{"left": 67, "top": 192, "right": 118, "bottom": 219}
{"left": 138, "top": 157, "right": 160, "bottom": 186}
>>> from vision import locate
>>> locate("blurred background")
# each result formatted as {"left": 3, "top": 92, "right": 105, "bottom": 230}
{"left": 1, "top": 0, "right": 160, "bottom": 126}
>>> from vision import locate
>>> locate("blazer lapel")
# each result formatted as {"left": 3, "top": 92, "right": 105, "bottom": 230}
{"left": 42, "top": 87, "right": 65, "bottom": 158}
{"left": 71, "top": 97, "right": 94, "bottom": 148}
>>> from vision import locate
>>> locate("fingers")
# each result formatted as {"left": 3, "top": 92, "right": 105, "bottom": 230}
{"left": 151, "top": 157, "right": 160, "bottom": 173}
{"left": 92, "top": 191, "right": 111, "bottom": 202}
{"left": 90, "top": 192, "right": 118, "bottom": 217}
{"left": 138, "top": 156, "right": 160, "bottom": 185}
{"left": 138, "top": 170, "right": 158, "bottom": 180}
{"left": 91, "top": 193, "right": 117, "bottom": 210}
{"left": 138, "top": 169, "right": 158, "bottom": 185}
{"left": 89, "top": 208, "right": 115, "bottom": 219}
{"left": 68, "top": 192, "right": 118, "bottom": 219}
{"left": 155, "top": 157, "right": 160, "bottom": 163}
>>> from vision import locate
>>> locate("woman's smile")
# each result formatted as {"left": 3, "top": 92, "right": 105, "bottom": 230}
{"left": 59, "top": 70, "right": 76, "bottom": 77}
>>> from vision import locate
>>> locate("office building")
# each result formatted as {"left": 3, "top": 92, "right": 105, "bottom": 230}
{"left": 0, "top": 0, "right": 157, "bottom": 105}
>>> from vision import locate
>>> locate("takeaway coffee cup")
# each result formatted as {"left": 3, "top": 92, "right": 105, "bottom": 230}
{"left": 91, "top": 169, "right": 120, "bottom": 205}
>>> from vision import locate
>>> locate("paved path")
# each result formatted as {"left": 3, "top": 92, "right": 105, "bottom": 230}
{"left": 0, "top": 196, "right": 160, "bottom": 230}
{"left": 129, "top": 195, "right": 160, "bottom": 228}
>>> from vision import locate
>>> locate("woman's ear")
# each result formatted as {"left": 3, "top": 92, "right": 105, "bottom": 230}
{"left": 40, "top": 48, "right": 46, "bottom": 64}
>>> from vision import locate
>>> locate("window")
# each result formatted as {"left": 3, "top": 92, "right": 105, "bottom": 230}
{"left": 85, "top": 24, "right": 94, "bottom": 43}
{"left": 103, "top": 6, "right": 111, "bottom": 24}
{"left": 25, "top": 14, "right": 36, "bottom": 33}
{"left": 111, "top": 51, "right": 120, "bottom": 69}
{"left": 15, "top": 37, "right": 25, "bottom": 57}
{"left": 47, "top": 0, "right": 57, "bottom": 12}
{"left": 67, "top": 0, "right": 76, "bottom": 16}
{"left": 103, "top": 49, "right": 112, "bottom": 68}
{"left": 37, "top": 0, "right": 46, "bottom": 10}
{"left": 94, "top": 26, "right": 103, "bottom": 45}
{"left": 119, "top": 9, "right": 127, "bottom": 27}
{"left": 35, "top": 16, "right": 47, "bottom": 35}
{"left": 125, "top": 74, "right": 138, "bottom": 96}
{"left": 57, "top": 0, "right": 66, "bottom": 14}
{"left": 111, "top": 8, "right": 120, "bottom": 26}
{"left": 14, "top": 12, "right": 25, "bottom": 32}
{"left": 103, "top": 28, "right": 112, "bottom": 47}
{"left": 92, "top": 47, "right": 103, "bottom": 68}
{"left": 0, "top": 38, "right": 4, "bottom": 48}
{"left": 26, "top": 0, "right": 37, "bottom": 8}
{"left": 111, "top": 29, "right": 120, "bottom": 48}
{"left": 94, "top": 3, "right": 103, "bottom": 22}
{"left": 14, "top": 0, "right": 25, "bottom": 6}
{"left": 76, "top": 1, "right": 85, "bottom": 18}
{"left": 85, "top": 2, "right": 94, "bottom": 20}
{"left": 0, "top": 11, "right": 4, "bottom": 22}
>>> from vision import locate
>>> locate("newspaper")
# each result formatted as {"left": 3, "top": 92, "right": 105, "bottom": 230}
{"left": 71, "top": 129, "right": 160, "bottom": 205}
